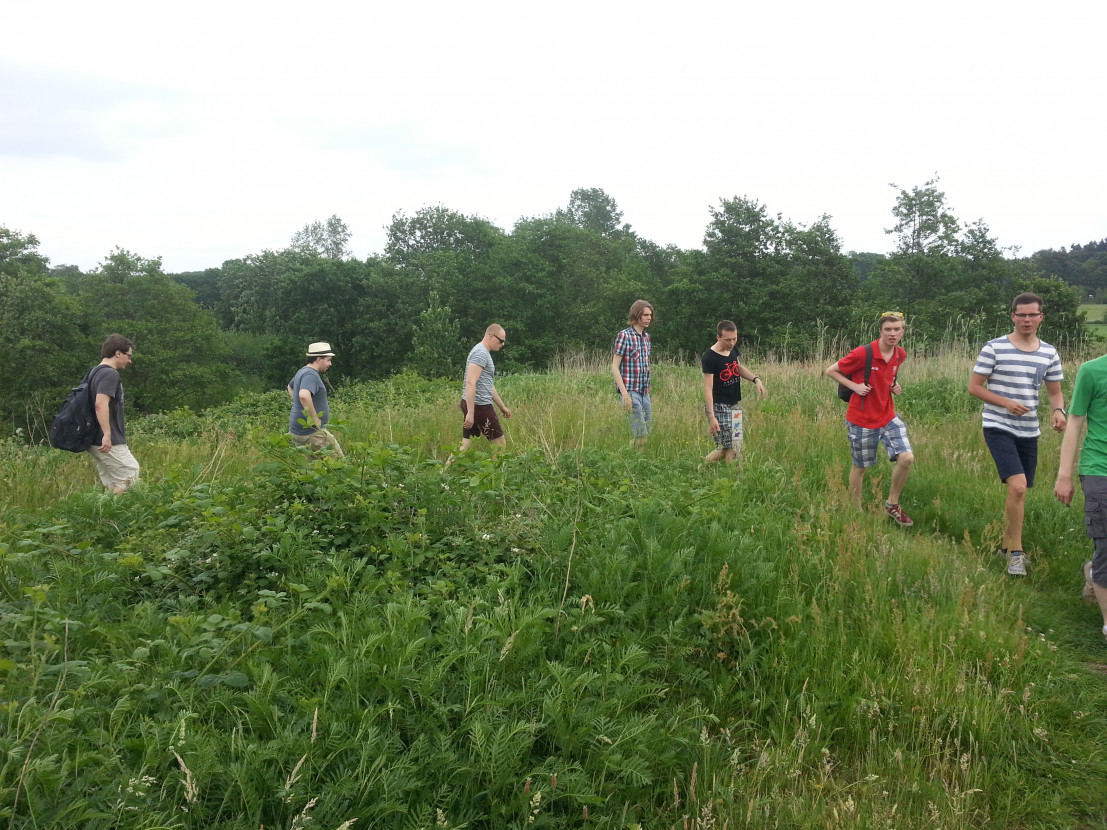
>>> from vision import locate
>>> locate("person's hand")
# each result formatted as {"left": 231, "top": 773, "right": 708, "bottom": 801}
{"left": 463, "top": 412, "right": 474, "bottom": 429}
{"left": 708, "top": 415, "right": 720, "bottom": 435}
{"left": 1052, "top": 410, "right": 1067, "bottom": 432}
{"left": 754, "top": 378, "right": 767, "bottom": 399}
{"left": 1004, "top": 399, "right": 1030, "bottom": 416}
{"left": 1055, "top": 475, "right": 1075, "bottom": 506}
{"left": 890, "top": 382, "right": 903, "bottom": 395}
{"left": 853, "top": 382, "right": 871, "bottom": 397}
{"left": 501, "top": 406, "right": 513, "bottom": 420}
{"left": 621, "top": 392, "right": 632, "bottom": 411}
{"left": 98, "top": 435, "right": 112, "bottom": 453}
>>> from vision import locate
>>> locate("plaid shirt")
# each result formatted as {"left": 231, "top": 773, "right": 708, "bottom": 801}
{"left": 613, "top": 327, "right": 651, "bottom": 392}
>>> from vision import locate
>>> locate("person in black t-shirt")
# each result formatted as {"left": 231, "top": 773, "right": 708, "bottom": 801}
{"left": 701, "top": 321, "right": 766, "bottom": 464}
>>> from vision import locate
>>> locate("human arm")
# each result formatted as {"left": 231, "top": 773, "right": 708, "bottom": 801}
{"left": 463, "top": 361, "right": 483, "bottom": 429}
{"left": 297, "top": 388, "right": 321, "bottom": 428}
{"left": 491, "top": 388, "right": 512, "bottom": 419}
{"left": 611, "top": 353, "right": 632, "bottom": 410}
{"left": 1045, "top": 379, "right": 1067, "bottom": 432}
{"left": 95, "top": 393, "right": 113, "bottom": 452}
{"left": 703, "top": 373, "right": 718, "bottom": 435}
{"left": 824, "top": 361, "right": 869, "bottom": 396}
{"left": 737, "top": 361, "right": 766, "bottom": 398}
{"left": 1055, "top": 413, "right": 1085, "bottom": 505}
{"left": 967, "top": 372, "right": 1030, "bottom": 416}
{"left": 287, "top": 384, "right": 294, "bottom": 400}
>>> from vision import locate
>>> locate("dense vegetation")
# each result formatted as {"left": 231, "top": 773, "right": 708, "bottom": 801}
{"left": 0, "top": 177, "right": 1092, "bottom": 444}
{"left": 2, "top": 353, "right": 1106, "bottom": 828}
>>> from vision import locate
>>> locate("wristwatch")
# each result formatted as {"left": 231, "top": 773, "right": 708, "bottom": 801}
{"left": 1054, "top": 407, "right": 1067, "bottom": 415}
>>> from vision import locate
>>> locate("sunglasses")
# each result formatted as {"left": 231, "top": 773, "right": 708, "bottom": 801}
{"left": 880, "top": 311, "right": 905, "bottom": 320}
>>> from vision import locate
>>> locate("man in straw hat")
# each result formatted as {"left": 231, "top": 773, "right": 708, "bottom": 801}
{"left": 287, "top": 341, "right": 344, "bottom": 458}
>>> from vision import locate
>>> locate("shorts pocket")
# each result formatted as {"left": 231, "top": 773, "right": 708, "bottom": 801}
{"left": 1085, "top": 499, "right": 1107, "bottom": 539}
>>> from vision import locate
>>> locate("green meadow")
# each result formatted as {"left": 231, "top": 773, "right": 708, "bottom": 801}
{"left": 2, "top": 347, "right": 1106, "bottom": 829}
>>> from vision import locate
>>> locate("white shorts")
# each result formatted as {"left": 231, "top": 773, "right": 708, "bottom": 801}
{"left": 86, "top": 444, "right": 141, "bottom": 491}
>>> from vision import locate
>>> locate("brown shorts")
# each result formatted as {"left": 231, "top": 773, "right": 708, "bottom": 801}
{"left": 460, "top": 400, "right": 503, "bottom": 440}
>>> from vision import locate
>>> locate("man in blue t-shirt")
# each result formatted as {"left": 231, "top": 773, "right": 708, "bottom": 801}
{"left": 287, "top": 341, "right": 344, "bottom": 458}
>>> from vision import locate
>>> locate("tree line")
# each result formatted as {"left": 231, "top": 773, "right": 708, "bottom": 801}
{"left": 1, "top": 178, "right": 1089, "bottom": 440}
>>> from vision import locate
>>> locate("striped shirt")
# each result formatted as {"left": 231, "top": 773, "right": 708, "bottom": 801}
{"left": 462, "top": 343, "right": 495, "bottom": 404}
{"left": 972, "top": 336, "right": 1063, "bottom": 438}
{"left": 613, "top": 327, "right": 651, "bottom": 393}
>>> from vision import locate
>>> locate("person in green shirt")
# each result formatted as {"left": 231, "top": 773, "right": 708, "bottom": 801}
{"left": 1054, "top": 353, "right": 1107, "bottom": 644}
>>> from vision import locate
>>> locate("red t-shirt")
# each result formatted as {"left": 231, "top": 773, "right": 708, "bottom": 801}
{"left": 838, "top": 341, "right": 906, "bottom": 429}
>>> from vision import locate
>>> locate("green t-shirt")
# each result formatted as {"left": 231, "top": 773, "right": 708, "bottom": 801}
{"left": 1069, "top": 354, "right": 1107, "bottom": 476}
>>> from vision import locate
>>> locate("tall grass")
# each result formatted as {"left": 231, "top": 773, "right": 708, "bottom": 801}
{"left": 1, "top": 354, "right": 1105, "bottom": 829}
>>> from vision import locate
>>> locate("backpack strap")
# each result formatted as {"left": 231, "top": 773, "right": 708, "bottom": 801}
{"left": 860, "top": 344, "right": 874, "bottom": 410}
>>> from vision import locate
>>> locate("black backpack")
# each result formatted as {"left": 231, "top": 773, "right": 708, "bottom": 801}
{"left": 837, "top": 345, "right": 904, "bottom": 403}
{"left": 49, "top": 366, "right": 110, "bottom": 452}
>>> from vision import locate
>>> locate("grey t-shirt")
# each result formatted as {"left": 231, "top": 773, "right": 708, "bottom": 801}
{"left": 289, "top": 366, "right": 328, "bottom": 435}
{"left": 462, "top": 343, "right": 495, "bottom": 405}
{"left": 90, "top": 365, "right": 126, "bottom": 445}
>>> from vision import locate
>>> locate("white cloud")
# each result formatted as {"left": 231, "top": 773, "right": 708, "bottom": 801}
{"left": 2, "top": 0, "right": 1104, "bottom": 271}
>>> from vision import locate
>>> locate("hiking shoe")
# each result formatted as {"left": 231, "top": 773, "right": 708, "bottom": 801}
{"left": 1084, "top": 561, "right": 1097, "bottom": 604}
{"left": 885, "top": 502, "right": 914, "bottom": 527}
{"left": 1007, "top": 551, "right": 1027, "bottom": 577}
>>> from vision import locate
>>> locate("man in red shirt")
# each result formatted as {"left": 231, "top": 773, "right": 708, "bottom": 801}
{"left": 824, "top": 312, "right": 915, "bottom": 526}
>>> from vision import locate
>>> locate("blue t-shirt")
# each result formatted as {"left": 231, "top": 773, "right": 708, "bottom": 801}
{"left": 289, "top": 366, "right": 328, "bottom": 435}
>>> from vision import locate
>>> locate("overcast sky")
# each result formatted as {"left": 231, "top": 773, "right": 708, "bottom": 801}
{"left": 3, "top": 0, "right": 1104, "bottom": 273}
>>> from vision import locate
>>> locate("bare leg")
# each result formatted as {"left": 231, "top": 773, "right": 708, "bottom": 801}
{"left": 1094, "top": 583, "right": 1107, "bottom": 630}
{"left": 849, "top": 466, "right": 866, "bottom": 508}
{"left": 724, "top": 448, "right": 738, "bottom": 465}
{"left": 888, "top": 451, "right": 914, "bottom": 504}
{"left": 705, "top": 448, "right": 726, "bottom": 463}
{"left": 1003, "top": 474, "right": 1028, "bottom": 551}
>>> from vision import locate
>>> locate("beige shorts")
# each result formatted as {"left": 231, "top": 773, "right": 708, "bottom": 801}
{"left": 86, "top": 444, "right": 141, "bottom": 491}
{"left": 289, "top": 428, "right": 345, "bottom": 458}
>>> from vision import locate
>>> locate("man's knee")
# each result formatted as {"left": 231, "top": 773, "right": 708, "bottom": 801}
{"left": 1006, "top": 474, "right": 1029, "bottom": 498}
{"left": 895, "top": 451, "right": 914, "bottom": 468}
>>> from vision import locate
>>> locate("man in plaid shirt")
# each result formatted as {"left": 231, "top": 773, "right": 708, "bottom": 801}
{"left": 611, "top": 299, "right": 654, "bottom": 450}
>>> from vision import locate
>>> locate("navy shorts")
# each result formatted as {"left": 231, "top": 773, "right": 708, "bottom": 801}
{"left": 983, "top": 428, "right": 1038, "bottom": 487}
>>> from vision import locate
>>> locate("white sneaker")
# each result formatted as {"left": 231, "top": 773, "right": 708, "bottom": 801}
{"left": 1083, "top": 561, "right": 1097, "bottom": 604}
{"left": 1007, "top": 552, "right": 1027, "bottom": 577}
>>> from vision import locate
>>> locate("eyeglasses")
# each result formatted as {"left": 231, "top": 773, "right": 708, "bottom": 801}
{"left": 1012, "top": 312, "right": 1042, "bottom": 320}
{"left": 880, "top": 311, "right": 905, "bottom": 320}
{"left": 492, "top": 335, "right": 506, "bottom": 345}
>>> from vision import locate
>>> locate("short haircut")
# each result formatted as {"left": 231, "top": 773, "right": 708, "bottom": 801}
{"left": 717, "top": 320, "right": 737, "bottom": 336}
{"left": 627, "top": 300, "right": 654, "bottom": 325}
{"left": 485, "top": 324, "right": 505, "bottom": 338}
{"left": 878, "top": 314, "right": 905, "bottom": 329}
{"left": 1011, "top": 292, "right": 1043, "bottom": 313}
{"left": 101, "top": 334, "right": 134, "bottom": 359}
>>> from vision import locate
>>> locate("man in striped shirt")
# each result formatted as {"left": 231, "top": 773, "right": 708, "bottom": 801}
{"left": 969, "top": 292, "right": 1067, "bottom": 576}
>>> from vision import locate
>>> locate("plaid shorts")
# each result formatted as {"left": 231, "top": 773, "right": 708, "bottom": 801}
{"left": 708, "top": 402, "right": 741, "bottom": 450}
{"left": 846, "top": 416, "right": 911, "bottom": 468}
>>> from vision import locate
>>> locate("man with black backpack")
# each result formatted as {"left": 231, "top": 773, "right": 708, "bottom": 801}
{"left": 87, "top": 334, "right": 140, "bottom": 493}
{"left": 824, "top": 312, "right": 914, "bottom": 526}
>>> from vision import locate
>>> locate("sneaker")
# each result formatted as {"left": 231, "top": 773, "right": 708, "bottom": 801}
{"left": 1084, "top": 561, "right": 1097, "bottom": 604}
{"left": 885, "top": 502, "right": 914, "bottom": 527}
{"left": 1007, "top": 551, "right": 1027, "bottom": 577}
